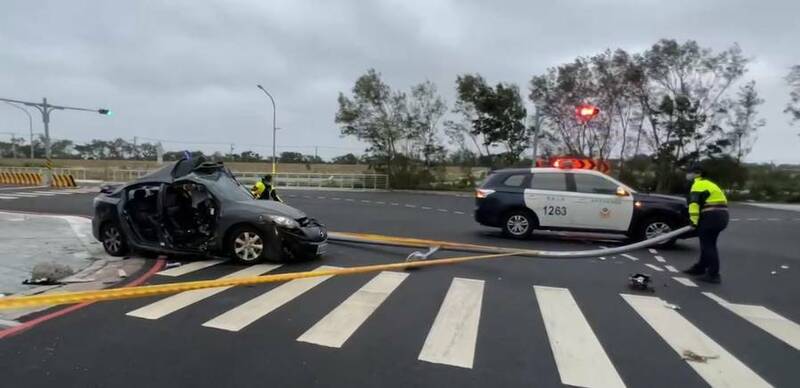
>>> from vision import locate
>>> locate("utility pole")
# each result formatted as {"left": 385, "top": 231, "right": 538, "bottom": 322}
{"left": 256, "top": 85, "right": 278, "bottom": 175}
{"left": 3, "top": 102, "right": 34, "bottom": 159}
{"left": 0, "top": 96, "right": 111, "bottom": 185}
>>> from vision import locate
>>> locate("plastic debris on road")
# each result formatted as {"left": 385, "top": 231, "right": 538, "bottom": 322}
{"left": 664, "top": 303, "right": 681, "bottom": 310}
{"left": 682, "top": 350, "right": 719, "bottom": 363}
{"left": 164, "top": 262, "right": 182, "bottom": 269}
{"left": 118, "top": 269, "right": 128, "bottom": 278}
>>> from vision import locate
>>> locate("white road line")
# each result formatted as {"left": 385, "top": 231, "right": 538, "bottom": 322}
{"left": 418, "top": 278, "right": 484, "bottom": 369}
{"left": 648, "top": 248, "right": 658, "bottom": 254}
{"left": 437, "top": 209, "right": 448, "bottom": 212}
{"left": 644, "top": 264, "right": 664, "bottom": 272}
{"left": 157, "top": 260, "right": 226, "bottom": 277}
{"left": 664, "top": 265, "right": 679, "bottom": 273}
{"left": 672, "top": 277, "right": 698, "bottom": 287}
{"left": 39, "top": 191, "right": 78, "bottom": 195}
{"left": 421, "top": 206, "right": 432, "bottom": 210}
{"left": 317, "top": 196, "right": 326, "bottom": 200}
{"left": 404, "top": 204, "right": 416, "bottom": 208}
{"left": 127, "top": 264, "right": 281, "bottom": 320}
{"left": 535, "top": 286, "right": 625, "bottom": 388}
{"left": 731, "top": 218, "right": 741, "bottom": 221}
{"left": 621, "top": 253, "right": 639, "bottom": 261}
{"left": 345, "top": 198, "right": 355, "bottom": 202}
{"left": 331, "top": 197, "right": 340, "bottom": 200}
{"left": 767, "top": 218, "right": 780, "bottom": 221}
{"left": 390, "top": 202, "right": 400, "bottom": 206}
{"left": 202, "top": 266, "right": 339, "bottom": 332}
{"left": 454, "top": 211, "right": 466, "bottom": 215}
{"left": 0, "top": 195, "right": 18, "bottom": 200}
{"left": 598, "top": 245, "right": 610, "bottom": 249}
{"left": 621, "top": 294, "right": 772, "bottom": 388}
{"left": 19, "top": 191, "right": 57, "bottom": 196}
{"left": 361, "top": 200, "right": 371, "bottom": 203}
{"left": 297, "top": 271, "right": 408, "bottom": 348}
{"left": 747, "top": 218, "right": 759, "bottom": 221}
{"left": 2, "top": 193, "right": 39, "bottom": 197}
{"left": 654, "top": 255, "right": 666, "bottom": 263}
{"left": 703, "top": 292, "right": 800, "bottom": 351}
{"left": 376, "top": 201, "right": 385, "bottom": 205}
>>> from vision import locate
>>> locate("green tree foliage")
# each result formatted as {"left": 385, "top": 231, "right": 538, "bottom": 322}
{"left": 331, "top": 153, "right": 360, "bottom": 164}
{"left": 335, "top": 69, "right": 409, "bottom": 176}
{"left": 727, "top": 81, "right": 765, "bottom": 162}
{"left": 408, "top": 80, "right": 447, "bottom": 166}
{"left": 786, "top": 65, "right": 800, "bottom": 123}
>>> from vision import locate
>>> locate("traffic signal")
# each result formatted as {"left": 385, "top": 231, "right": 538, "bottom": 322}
{"left": 98, "top": 109, "right": 113, "bottom": 116}
{"left": 576, "top": 104, "right": 599, "bottom": 123}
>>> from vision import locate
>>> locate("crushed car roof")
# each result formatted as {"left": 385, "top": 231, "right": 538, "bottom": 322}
{"left": 133, "top": 157, "right": 226, "bottom": 184}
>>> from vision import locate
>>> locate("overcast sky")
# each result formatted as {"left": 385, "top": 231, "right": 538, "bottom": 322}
{"left": 1, "top": 0, "right": 798, "bottom": 163}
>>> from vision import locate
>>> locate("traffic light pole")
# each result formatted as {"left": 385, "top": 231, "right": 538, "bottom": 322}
{"left": 0, "top": 96, "right": 111, "bottom": 186}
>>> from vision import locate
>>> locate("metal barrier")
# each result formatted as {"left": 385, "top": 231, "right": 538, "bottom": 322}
{"left": 109, "top": 168, "right": 389, "bottom": 190}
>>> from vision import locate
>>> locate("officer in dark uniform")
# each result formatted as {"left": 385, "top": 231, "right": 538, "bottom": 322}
{"left": 682, "top": 164, "right": 729, "bottom": 283}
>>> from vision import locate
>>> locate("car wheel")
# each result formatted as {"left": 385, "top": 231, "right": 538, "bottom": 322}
{"left": 502, "top": 210, "right": 535, "bottom": 239}
{"left": 636, "top": 217, "right": 676, "bottom": 248}
{"left": 101, "top": 222, "right": 129, "bottom": 257}
{"left": 228, "top": 226, "right": 268, "bottom": 264}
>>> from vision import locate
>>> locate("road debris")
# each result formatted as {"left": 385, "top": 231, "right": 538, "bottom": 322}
{"left": 118, "top": 269, "right": 128, "bottom": 278}
{"left": 405, "top": 246, "right": 440, "bottom": 263}
{"left": 664, "top": 303, "right": 681, "bottom": 310}
{"left": 682, "top": 350, "right": 720, "bottom": 363}
{"left": 628, "top": 273, "right": 654, "bottom": 292}
{"left": 164, "top": 262, "right": 182, "bottom": 269}
{"left": 22, "top": 277, "right": 60, "bottom": 286}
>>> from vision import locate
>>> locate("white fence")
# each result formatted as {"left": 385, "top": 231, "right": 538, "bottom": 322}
{"left": 110, "top": 169, "right": 389, "bottom": 190}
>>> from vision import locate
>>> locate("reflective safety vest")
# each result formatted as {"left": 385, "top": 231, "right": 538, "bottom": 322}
{"left": 688, "top": 177, "right": 728, "bottom": 225}
{"left": 252, "top": 181, "right": 266, "bottom": 198}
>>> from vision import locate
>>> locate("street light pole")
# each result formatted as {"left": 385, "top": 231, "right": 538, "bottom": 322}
{"left": 0, "top": 96, "right": 111, "bottom": 185}
{"left": 3, "top": 102, "right": 34, "bottom": 159}
{"left": 256, "top": 85, "right": 277, "bottom": 175}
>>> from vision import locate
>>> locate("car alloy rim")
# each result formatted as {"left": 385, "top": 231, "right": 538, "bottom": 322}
{"left": 104, "top": 226, "right": 121, "bottom": 252}
{"left": 507, "top": 215, "right": 529, "bottom": 235}
{"left": 645, "top": 222, "right": 672, "bottom": 239}
{"left": 234, "top": 232, "right": 264, "bottom": 262}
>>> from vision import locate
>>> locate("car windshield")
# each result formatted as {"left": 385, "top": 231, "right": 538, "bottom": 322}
{"left": 208, "top": 173, "right": 255, "bottom": 202}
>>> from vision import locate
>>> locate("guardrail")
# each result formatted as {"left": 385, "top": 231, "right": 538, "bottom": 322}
{"left": 109, "top": 168, "right": 389, "bottom": 190}
{"left": 0, "top": 167, "right": 87, "bottom": 180}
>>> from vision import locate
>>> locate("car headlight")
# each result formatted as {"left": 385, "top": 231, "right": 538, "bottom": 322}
{"left": 265, "top": 215, "right": 300, "bottom": 229}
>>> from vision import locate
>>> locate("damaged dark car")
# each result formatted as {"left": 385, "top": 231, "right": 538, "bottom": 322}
{"left": 92, "top": 157, "right": 328, "bottom": 264}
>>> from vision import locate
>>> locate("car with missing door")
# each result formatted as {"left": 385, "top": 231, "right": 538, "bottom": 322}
{"left": 92, "top": 157, "right": 327, "bottom": 264}
{"left": 474, "top": 166, "right": 690, "bottom": 246}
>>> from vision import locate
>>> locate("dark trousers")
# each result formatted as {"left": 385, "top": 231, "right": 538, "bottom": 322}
{"left": 696, "top": 210, "right": 729, "bottom": 275}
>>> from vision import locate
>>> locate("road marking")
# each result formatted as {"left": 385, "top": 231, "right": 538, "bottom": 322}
{"left": 644, "top": 264, "right": 664, "bottom": 272}
{"left": 331, "top": 197, "right": 341, "bottom": 200}
{"left": 39, "top": 191, "right": 78, "bottom": 195}
{"left": 766, "top": 218, "right": 780, "bottom": 221}
{"left": 437, "top": 209, "right": 448, "bottom": 212}
{"left": 747, "top": 218, "right": 759, "bottom": 221}
{"left": 0, "top": 195, "right": 18, "bottom": 200}
{"left": 297, "top": 271, "right": 408, "bottom": 348}
{"left": 731, "top": 218, "right": 741, "bottom": 221}
{"left": 664, "top": 265, "right": 679, "bottom": 273}
{"left": 127, "top": 264, "right": 281, "bottom": 320}
{"left": 648, "top": 248, "right": 658, "bottom": 254}
{"left": 17, "top": 191, "right": 57, "bottom": 196}
{"left": 654, "top": 255, "right": 666, "bottom": 263}
{"left": 317, "top": 196, "right": 326, "bottom": 200}
{"left": 345, "top": 198, "right": 355, "bottom": 202}
{"left": 202, "top": 266, "right": 339, "bottom": 332}
{"left": 454, "top": 211, "right": 466, "bottom": 215}
{"left": 598, "top": 245, "right": 610, "bottom": 249}
{"left": 157, "top": 260, "right": 226, "bottom": 277}
{"left": 404, "top": 204, "right": 416, "bottom": 208}
{"left": 419, "top": 278, "right": 484, "bottom": 369}
{"left": 361, "top": 200, "right": 371, "bottom": 203}
{"left": 376, "top": 201, "right": 385, "bottom": 205}
{"left": 421, "top": 206, "right": 432, "bottom": 210}
{"left": 672, "top": 277, "right": 698, "bottom": 287}
{"left": 704, "top": 292, "right": 800, "bottom": 351}
{"left": 535, "top": 286, "right": 625, "bottom": 388}
{"left": 621, "top": 294, "right": 772, "bottom": 388}
{"left": 621, "top": 254, "right": 639, "bottom": 261}
{"left": 1, "top": 193, "right": 38, "bottom": 197}
{"left": 390, "top": 202, "right": 399, "bottom": 206}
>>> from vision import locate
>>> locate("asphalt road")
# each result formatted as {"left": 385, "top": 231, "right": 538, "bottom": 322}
{"left": 0, "top": 186, "right": 798, "bottom": 387}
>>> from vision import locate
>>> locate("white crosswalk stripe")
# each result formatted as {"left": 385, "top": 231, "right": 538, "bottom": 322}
{"left": 622, "top": 294, "right": 772, "bottom": 388}
{"left": 16, "top": 191, "right": 57, "bottom": 196}
{"left": 536, "top": 286, "right": 625, "bottom": 388}
{"left": 298, "top": 271, "right": 408, "bottom": 348}
{"left": 202, "top": 266, "right": 339, "bottom": 332}
{"left": 157, "top": 260, "right": 226, "bottom": 277}
{"left": 645, "top": 263, "right": 664, "bottom": 272}
{"left": 127, "top": 264, "right": 281, "bottom": 320}
{"left": 654, "top": 255, "right": 666, "bottom": 263}
{"left": 418, "top": 278, "right": 484, "bottom": 369}
{"left": 664, "top": 265, "right": 679, "bottom": 273}
{"left": 672, "top": 277, "right": 698, "bottom": 287}
{"left": 704, "top": 292, "right": 800, "bottom": 351}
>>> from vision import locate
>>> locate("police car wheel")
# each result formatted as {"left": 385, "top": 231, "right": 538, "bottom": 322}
{"left": 636, "top": 217, "right": 676, "bottom": 248}
{"left": 502, "top": 211, "right": 535, "bottom": 239}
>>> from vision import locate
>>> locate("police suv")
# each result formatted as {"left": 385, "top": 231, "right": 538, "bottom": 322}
{"left": 475, "top": 166, "right": 690, "bottom": 245}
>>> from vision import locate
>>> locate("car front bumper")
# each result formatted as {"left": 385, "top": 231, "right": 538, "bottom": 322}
{"left": 274, "top": 220, "right": 328, "bottom": 260}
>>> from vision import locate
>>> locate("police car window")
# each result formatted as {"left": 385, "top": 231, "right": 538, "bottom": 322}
{"left": 530, "top": 173, "right": 567, "bottom": 191}
{"left": 574, "top": 174, "right": 619, "bottom": 195}
{"left": 502, "top": 174, "right": 527, "bottom": 187}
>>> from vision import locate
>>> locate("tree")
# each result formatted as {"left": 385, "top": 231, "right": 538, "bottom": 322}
{"left": 332, "top": 153, "right": 359, "bottom": 164}
{"left": 336, "top": 69, "right": 409, "bottom": 176}
{"left": 726, "top": 81, "right": 765, "bottom": 162}
{"left": 786, "top": 65, "right": 800, "bottom": 123}
{"left": 452, "top": 74, "right": 528, "bottom": 164}
{"left": 279, "top": 152, "right": 305, "bottom": 163}
{"left": 408, "top": 80, "right": 447, "bottom": 166}
{"left": 239, "top": 150, "right": 262, "bottom": 162}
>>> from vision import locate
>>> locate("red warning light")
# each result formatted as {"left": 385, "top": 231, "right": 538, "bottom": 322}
{"left": 576, "top": 104, "right": 600, "bottom": 123}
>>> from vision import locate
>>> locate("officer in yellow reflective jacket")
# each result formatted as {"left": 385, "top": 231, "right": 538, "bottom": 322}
{"left": 251, "top": 175, "right": 282, "bottom": 202}
{"left": 682, "top": 164, "right": 728, "bottom": 283}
